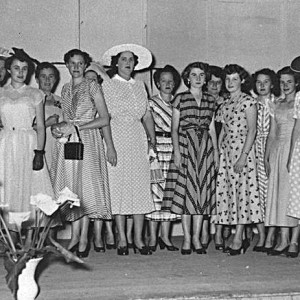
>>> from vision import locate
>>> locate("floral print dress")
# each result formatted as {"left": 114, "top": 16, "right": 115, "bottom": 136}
{"left": 216, "top": 92, "right": 262, "bottom": 225}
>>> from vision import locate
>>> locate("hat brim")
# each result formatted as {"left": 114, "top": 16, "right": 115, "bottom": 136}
{"left": 291, "top": 56, "right": 300, "bottom": 73}
{"left": 101, "top": 44, "right": 152, "bottom": 71}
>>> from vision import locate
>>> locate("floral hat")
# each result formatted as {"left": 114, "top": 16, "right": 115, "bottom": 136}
{"left": 101, "top": 43, "right": 152, "bottom": 71}
{"left": 291, "top": 56, "right": 300, "bottom": 73}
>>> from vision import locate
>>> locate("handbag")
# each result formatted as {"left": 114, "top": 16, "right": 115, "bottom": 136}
{"left": 64, "top": 126, "right": 84, "bottom": 160}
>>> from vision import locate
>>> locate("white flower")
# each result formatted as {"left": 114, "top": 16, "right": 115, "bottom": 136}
{"left": 56, "top": 187, "right": 80, "bottom": 207}
{"left": 58, "top": 137, "right": 68, "bottom": 144}
{"left": 8, "top": 212, "right": 31, "bottom": 230}
{"left": 30, "top": 193, "right": 59, "bottom": 216}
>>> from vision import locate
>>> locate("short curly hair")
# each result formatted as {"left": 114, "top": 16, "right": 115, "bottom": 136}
{"left": 181, "top": 61, "right": 209, "bottom": 88}
{"left": 277, "top": 66, "right": 300, "bottom": 93}
{"left": 63, "top": 49, "right": 92, "bottom": 67}
{"left": 223, "top": 64, "right": 252, "bottom": 94}
{"left": 252, "top": 68, "right": 279, "bottom": 97}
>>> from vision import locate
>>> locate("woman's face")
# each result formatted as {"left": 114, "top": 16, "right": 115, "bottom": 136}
{"left": 10, "top": 59, "right": 28, "bottom": 84}
{"left": 85, "top": 70, "right": 98, "bottom": 82}
{"left": 37, "top": 68, "right": 56, "bottom": 94}
{"left": 117, "top": 51, "right": 135, "bottom": 79}
{"left": 158, "top": 72, "right": 175, "bottom": 95}
{"left": 188, "top": 67, "right": 205, "bottom": 89}
{"left": 0, "top": 60, "right": 6, "bottom": 82}
{"left": 207, "top": 75, "right": 222, "bottom": 97}
{"left": 256, "top": 74, "right": 272, "bottom": 97}
{"left": 225, "top": 73, "right": 242, "bottom": 94}
{"left": 280, "top": 74, "right": 297, "bottom": 96}
{"left": 66, "top": 54, "right": 86, "bottom": 78}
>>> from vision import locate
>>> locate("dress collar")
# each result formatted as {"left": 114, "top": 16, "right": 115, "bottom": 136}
{"left": 114, "top": 74, "right": 135, "bottom": 84}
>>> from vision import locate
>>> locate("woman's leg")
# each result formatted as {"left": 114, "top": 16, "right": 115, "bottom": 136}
{"left": 255, "top": 222, "right": 266, "bottom": 247}
{"left": 68, "top": 219, "right": 81, "bottom": 250}
{"left": 160, "top": 221, "right": 173, "bottom": 245}
{"left": 192, "top": 215, "right": 204, "bottom": 250}
{"left": 230, "top": 224, "right": 245, "bottom": 250}
{"left": 215, "top": 224, "right": 223, "bottom": 245}
{"left": 78, "top": 216, "right": 90, "bottom": 252}
{"left": 93, "top": 219, "right": 104, "bottom": 248}
{"left": 105, "top": 220, "right": 115, "bottom": 246}
{"left": 288, "top": 225, "right": 300, "bottom": 253}
{"left": 133, "top": 214, "right": 145, "bottom": 248}
{"left": 201, "top": 218, "right": 209, "bottom": 246}
{"left": 264, "top": 226, "right": 276, "bottom": 248}
{"left": 126, "top": 217, "right": 134, "bottom": 245}
{"left": 273, "top": 227, "right": 289, "bottom": 251}
{"left": 182, "top": 215, "right": 191, "bottom": 250}
{"left": 115, "top": 215, "right": 127, "bottom": 248}
{"left": 148, "top": 220, "right": 158, "bottom": 247}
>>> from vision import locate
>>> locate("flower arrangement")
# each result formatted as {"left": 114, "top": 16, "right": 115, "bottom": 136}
{"left": 0, "top": 187, "right": 84, "bottom": 300}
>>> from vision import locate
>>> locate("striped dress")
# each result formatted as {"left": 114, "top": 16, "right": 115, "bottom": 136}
{"left": 50, "top": 79, "right": 111, "bottom": 221}
{"left": 145, "top": 95, "right": 180, "bottom": 221}
{"left": 162, "top": 91, "right": 217, "bottom": 215}
{"left": 255, "top": 95, "right": 274, "bottom": 219}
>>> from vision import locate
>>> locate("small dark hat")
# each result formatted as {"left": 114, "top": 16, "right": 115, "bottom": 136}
{"left": 10, "top": 47, "right": 40, "bottom": 65}
{"left": 153, "top": 64, "right": 181, "bottom": 92}
{"left": 291, "top": 56, "right": 300, "bottom": 73}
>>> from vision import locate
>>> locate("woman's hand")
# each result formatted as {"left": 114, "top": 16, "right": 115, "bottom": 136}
{"left": 174, "top": 151, "right": 182, "bottom": 169}
{"left": 51, "top": 123, "right": 63, "bottom": 138}
{"left": 233, "top": 154, "right": 247, "bottom": 174}
{"left": 264, "top": 158, "right": 271, "bottom": 177}
{"left": 106, "top": 146, "right": 117, "bottom": 166}
{"left": 33, "top": 150, "right": 44, "bottom": 171}
{"left": 46, "top": 114, "right": 59, "bottom": 127}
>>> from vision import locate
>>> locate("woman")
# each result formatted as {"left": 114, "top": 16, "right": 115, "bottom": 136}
{"left": 162, "top": 62, "right": 218, "bottom": 255}
{"left": 0, "top": 55, "right": 9, "bottom": 87}
{"left": 101, "top": 44, "right": 155, "bottom": 255}
{"left": 51, "top": 49, "right": 115, "bottom": 258}
{"left": 35, "top": 62, "right": 62, "bottom": 169}
{"left": 265, "top": 66, "right": 299, "bottom": 256}
{"left": 145, "top": 65, "right": 181, "bottom": 252}
{"left": 0, "top": 49, "right": 54, "bottom": 245}
{"left": 216, "top": 64, "right": 262, "bottom": 256}
{"left": 252, "top": 68, "right": 278, "bottom": 252}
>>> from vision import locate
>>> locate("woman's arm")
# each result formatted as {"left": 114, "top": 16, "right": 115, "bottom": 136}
{"left": 209, "top": 115, "right": 219, "bottom": 169}
{"left": 142, "top": 109, "right": 156, "bottom": 146}
{"left": 171, "top": 107, "right": 181, "bottom": 168}
{"left": 102, "top": 124, "right": 117, "bottom": 166}
{"left": 287, "top": 119, "right": 300, "bottom": 172}
{"left": 264, "top": 116, "right": 276, "bottom": 177}
{"left": 233, "top": 104, "right": 257, "bottom": 173}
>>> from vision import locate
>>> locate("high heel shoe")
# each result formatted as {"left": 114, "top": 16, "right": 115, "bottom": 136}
{"left": 133, "top": 244, "right": 152, "bottom": 255}
{"left": 77, "top": 242, "right": 91, "bottom": 258}
{"left": 93, "top": 241, "right": 105, "bottom": 253}
{"left": 117, "top": 246, "right": 129, "bottom": 256}
{"left": 268, "top": 245, "right": 289, "bottom": 256}
{"left": 192, "top": 244, "right": 207, "bottom": 254}
{"left": 181, "top": 248, "right": 192, "bottom": 255}
{"left": 228, "top": 239, "right": 250, "bottom": 256}
{"left": 158, "top": 237, "right": 179, "bottom": 251}
{"left": 286, "top": 243, "right": 299, "bottom": 258}
{"left": 148, "top": 244, "right": 157, "bottom": 252}
{"left": 253, "top": 245, "right": 265, "bottom": 252}
{"left": 215, "top": 241, "right": 225, "bottom": 251}
{"left": 68, "top": 242, "right": 79, "bottom": 253}
{"left": 106, "top": 243, "right": 116, "bottom": 250}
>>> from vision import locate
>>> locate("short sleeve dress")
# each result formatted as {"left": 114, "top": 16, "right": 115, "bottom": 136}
{"left": 102, "top": 75, "right": 155, "bottom": 215}
{"left": 50, "top": 79, "right": 111, "bottom": 221}
{"left": 162, "top": 91, "right": 217, "bottom": 215}
{"left": 216, "top": 92, "right": 262, "bottom": 225}
{"left": 0, "top": 84, "right": 55, "bottom": 230}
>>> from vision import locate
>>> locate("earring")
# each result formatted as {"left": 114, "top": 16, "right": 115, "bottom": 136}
{"left": 187, "top": 79, "right": 190, "bottom": 84}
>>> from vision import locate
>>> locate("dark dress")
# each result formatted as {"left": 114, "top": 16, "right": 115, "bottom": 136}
{"left": 162, "top": 91, "right": 217, "bottom": 215}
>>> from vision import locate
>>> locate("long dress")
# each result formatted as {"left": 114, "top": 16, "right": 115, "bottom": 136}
{"left": 162, "top": 91, "right": 217, "bottom": 215}
{"left": 255, "top": 95, "right": 274, "bottom": 219}
{"left": 50, "top": 79, "right": 111, "bottom": 221}
{"left": 287, "top": 93, "right": 300, "bottom": 220}
{"left": 102, "top": 75, "right": 155, "bottom": 215}
{"left": 264, "top": 99, "right": 298, "bottom": 227}
{"left": 145, "top": 95, "right": 180, "bottom": 221}
{"left": 0, "top": 84, "right": 55, "bottom": 230}
{"left": 216, "top": 92, "right": 262, "bottom": 225}
{"left": 44, "top": 94, "right": 63, "bottom": 170}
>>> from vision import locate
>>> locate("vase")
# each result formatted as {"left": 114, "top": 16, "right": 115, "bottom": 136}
{"left": 17, "top": 257, "right": 43, "bottom": 300}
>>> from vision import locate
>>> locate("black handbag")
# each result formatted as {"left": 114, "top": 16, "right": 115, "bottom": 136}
{"left": 64, "top": 126, "right": 84, "bottom": 160}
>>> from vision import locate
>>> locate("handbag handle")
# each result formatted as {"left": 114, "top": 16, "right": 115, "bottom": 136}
{"left": 67, "top": 125, "right": 82, "bottom": 142}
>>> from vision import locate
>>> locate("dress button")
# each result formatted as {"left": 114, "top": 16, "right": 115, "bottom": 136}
{"left": 12, "top": 127, "right": 15, "bottom": 130}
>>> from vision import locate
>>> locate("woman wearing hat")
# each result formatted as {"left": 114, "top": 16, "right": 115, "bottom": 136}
{"left": 101, "top": 44, "right": 155, "bottom": 255}
{"left": 145, "top": 65, "right": 181, "bottom": 252}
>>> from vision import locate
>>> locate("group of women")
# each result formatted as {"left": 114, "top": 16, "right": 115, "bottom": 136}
{"left": 1, "top": 44, "right": 300, "bottom": 259}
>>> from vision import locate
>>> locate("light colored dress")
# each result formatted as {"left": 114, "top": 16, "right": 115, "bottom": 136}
{"left": 264, "top": 99, "right": 298, "bottom": 227}
{"left": 50, "top": 79, "right": 111, "bottom": 221}
{"left": 44, "top": 94, "right": 63, "bottom": 170}
{"left": 287, "top": 92, "right": 300, "bottom": 220}
{"left": 216, "top": 92, "right": 262, "bottom": 225}
{"left": 255, "top": 95, "right": 274, "bottom": 219}
{"left": 145, "top": 95, "right": 180, "bottom": 221}
{"left": 102, "top": 75, "right": 155, "bottom": 215}
{"left": 0, "top": 84, "right": 55, "bottom": 230}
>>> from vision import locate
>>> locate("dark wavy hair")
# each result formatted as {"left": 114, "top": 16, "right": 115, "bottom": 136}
{"left": 35, "top": 62, "right": 60, "bottom": 92}
{"left": 63, "top": 49, "right": 92, "bottom": 67}
{"left": 277, "top": 66, "right": 300, "bottom": 93}
{"left": 206, "top": 65, "right": 226, "bottom": 96}
{"left": 252, "top": 68, "right": 280, "bottom": 97}
{"left": 107, "top": 51, "right": 139, "bottom": 78}
{"left": 182, "top": 61, "right": 209, "bottom": 89}
{"left": 0, "top": 56, "right": 10, "bottom": 87}
{"left": 223, "top": 64, "right": 252, "bottom": 94}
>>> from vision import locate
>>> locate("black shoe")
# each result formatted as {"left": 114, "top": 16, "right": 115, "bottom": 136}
{"left": 193, "top": 247, "right": 207, "bottom": 254}
{"left": 228, "top": 239, "right": 250, "bottom": 256}
{"left": 68, "top": 242, "right": 79, "bottom": 253}
{"left": 94, "top": 241, "right": 105, "bottom": 253}
{"left": 253, "top": 245, "right": 265, "bottom": 252}
{"left": 106, "top": 243, "right": 116, "bottom": 250}
{"left": 158, "top": 237, "right": 179, "bottom": 251}
{"left": 134, "top": 245, "right": 152, "bottom": 255}
{"left": 148, "top": 244, "right": 157, "bottom": 252}
{"left": 215, "top": 241, "right": 225, "bottom": 251}
{"left": 268, "top": 246, "right": 289, "bottom": 256}
{"left": 181, "top": 248, "right": 192, "bottom": 255}
{"left": 117, "top": 246, "right": 129, "bottom": 256}
{"left": 77, "top": 243, "right": 91, "bottom": 258}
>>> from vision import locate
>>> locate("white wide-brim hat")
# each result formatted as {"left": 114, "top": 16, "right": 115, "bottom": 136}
{"left": 85, "top": 62, "right": 105, "bottom": 76}
{"left": 101, "top": 43, "right": 152, "bottom": 71}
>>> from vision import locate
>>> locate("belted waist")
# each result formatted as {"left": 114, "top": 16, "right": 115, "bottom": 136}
{"left": 182, "top": 125, "right": 208, "bottom": 132}
{"left": 68, "top": 118, "right": 94, "bottom": 125}
{"left": 156, "top": 131, "right": 171, "bottom": 138}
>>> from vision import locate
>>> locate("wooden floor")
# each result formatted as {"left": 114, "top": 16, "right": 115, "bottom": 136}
{"left": 1, "top": 236, "right": 300, "bottom": 300}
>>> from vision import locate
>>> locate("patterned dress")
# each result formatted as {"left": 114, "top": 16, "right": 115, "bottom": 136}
{"left": 102, "top": 75, "right": 155, "bottom": 215}
{"left": 162, "top": 91, "right": 217, "bottom": 215}
{"left": 287, "top": 93, "right": 300, "bottom": 220}
{"left": 50, "top": 79, "right": 111, "bottom": 221}
{"left": 216, "top": 92, "right": 262, "bottom": 225}
{"left": 264, "top": 98, "right": 297, "bottom": 227}
{"left": 255, "top": 95, "right": 274, "bottom": 219}
{"left": 145, "top": 95, "right": 180, "bottom": 221}
{"left": 0, "top": 84, "right": 55, "bottom": 230}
